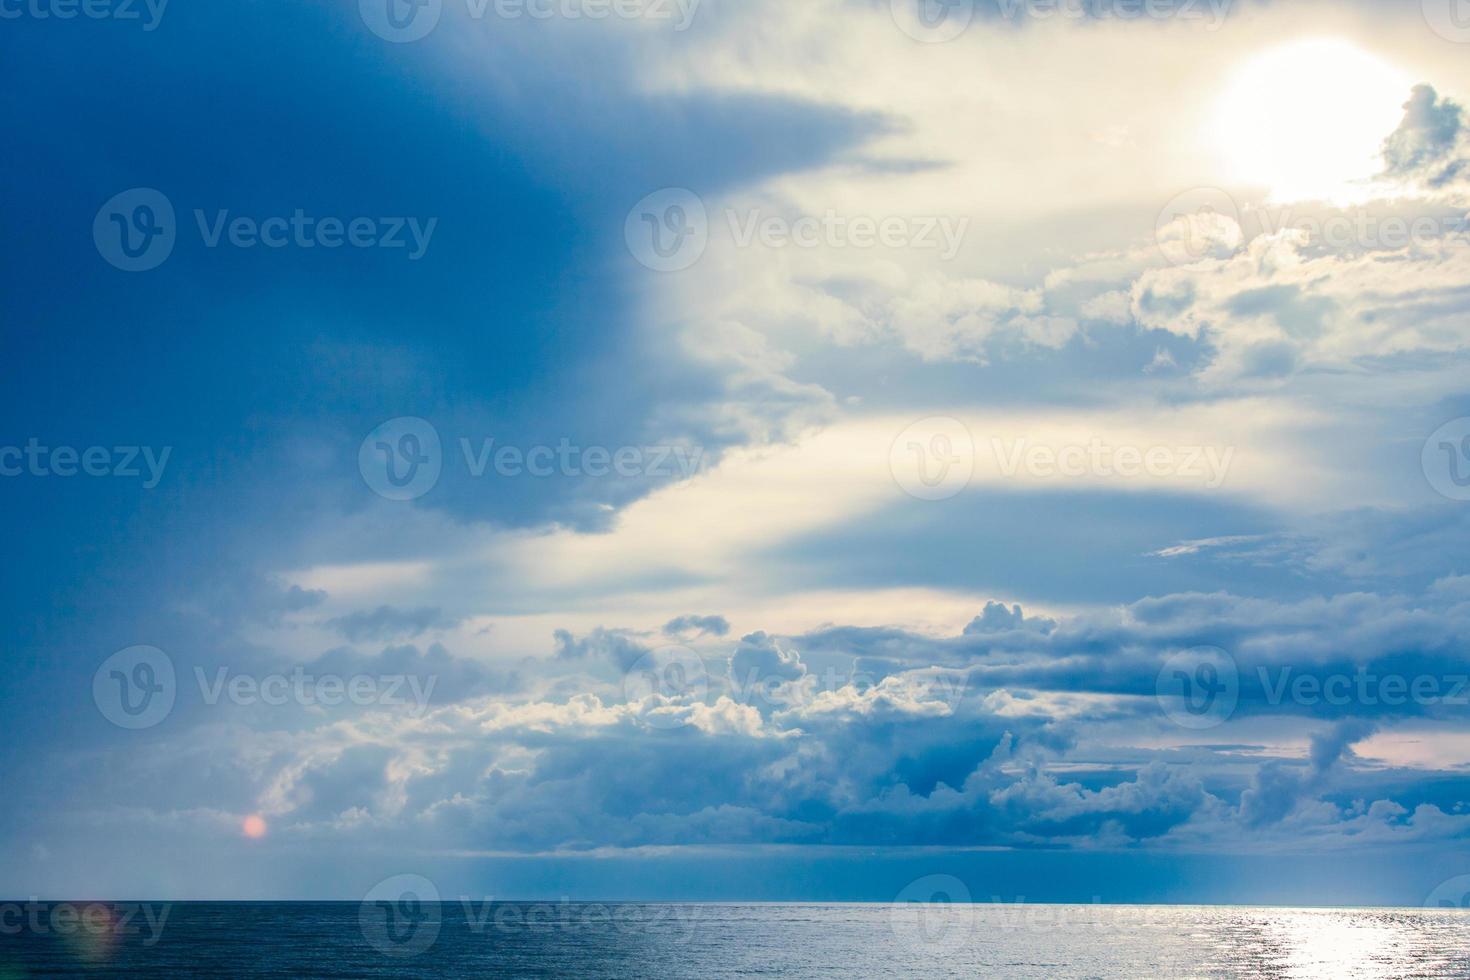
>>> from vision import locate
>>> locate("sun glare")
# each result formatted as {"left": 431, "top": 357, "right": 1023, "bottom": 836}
{"left": 1209, "top": 39, "right": 1412, "bottom": 204}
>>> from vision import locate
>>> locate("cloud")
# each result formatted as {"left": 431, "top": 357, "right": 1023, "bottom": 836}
{"left": 553, "top": 627, "right": 652, "bottom": 670}
{"left": 1382, "top": 84, "right": 1467, "bottom": 189}
{"left": 1129, "top": 224, "right": 1470, "bottom": 385}
{"left": 307, "top": 642, "right": 518, "bottom": 707}
{"left": 663, "top": 614, "right": 732, "bottom": 637}
{"left": 57, "top": 581, "right": 1470, "bottom": 861}
{"left": 324, "top": 605, "right": 460, "bottom": 642}
{"left": 1240, "top": 719, "right": 1378, "bottom": 828}
{"left": 963, "top": 601, "right": 1056, "bottom": 635}
{"left": 14, "top": 0, "right": 1470, "bottom": 900}
{"left": 730, "top": 632, "right": 807, "bottom": 685}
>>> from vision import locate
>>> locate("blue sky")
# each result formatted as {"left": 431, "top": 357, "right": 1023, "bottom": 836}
{"left": 6, "top": 0, "right": 1470, "bottom": 906}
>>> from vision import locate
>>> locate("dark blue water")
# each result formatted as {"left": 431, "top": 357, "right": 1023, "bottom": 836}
{"left": 4, "top": 901, "right": 1470, "bottom": 978}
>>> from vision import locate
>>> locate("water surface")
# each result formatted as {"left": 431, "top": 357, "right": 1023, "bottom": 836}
{"left": 3, "top": 902, "right": 1468, "bottom": 978}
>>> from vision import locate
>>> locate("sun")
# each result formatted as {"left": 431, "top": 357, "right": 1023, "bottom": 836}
{"left": 1209, "top": 39, "right": 1412, "bottom": 204}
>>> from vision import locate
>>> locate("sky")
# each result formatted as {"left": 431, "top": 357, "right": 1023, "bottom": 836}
{"left": 5, "top": 0, "right": 1470, "bottom": 907}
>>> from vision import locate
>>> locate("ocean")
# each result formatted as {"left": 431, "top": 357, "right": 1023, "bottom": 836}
{"left": 2, "top": 902, "right": 1469, "bottom": 978}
